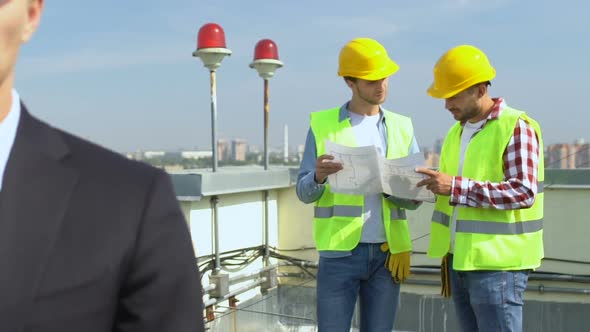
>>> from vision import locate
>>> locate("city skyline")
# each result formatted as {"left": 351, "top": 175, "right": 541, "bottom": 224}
{"left": 15, "top": 0, "right": 588, "bottom": 152}
{"left": 126, "top": 136, "right": 590, "bottom": 155}
{"left": 131, "top": 139, "right": 590, "bottom": 172}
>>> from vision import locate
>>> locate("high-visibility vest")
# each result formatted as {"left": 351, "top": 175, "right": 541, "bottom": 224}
{"left": 310, "top": 107, "right": 415, "bottom": 253}
{"left": 427, "top": 106, "right": 544, "bottom": 270}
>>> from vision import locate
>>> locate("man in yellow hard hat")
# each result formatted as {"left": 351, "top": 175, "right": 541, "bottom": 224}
{"left": 416, "top": 45, "right": 544, "bottom": 332}
{"left": 296, "top": 37, "right": 421, "bottom": 331}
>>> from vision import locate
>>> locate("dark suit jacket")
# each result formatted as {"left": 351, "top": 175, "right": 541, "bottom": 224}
{"left": 0, "top": 106, "right": 205, "bottom": 331}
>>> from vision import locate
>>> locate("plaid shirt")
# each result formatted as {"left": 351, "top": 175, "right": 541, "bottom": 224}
{"left": 450, "top": 98, "right": 540, "bottom": 209}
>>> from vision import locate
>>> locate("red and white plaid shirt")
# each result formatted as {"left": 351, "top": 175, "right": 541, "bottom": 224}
{"left": 450, "top": 98, "right": 540, "bottom": 209}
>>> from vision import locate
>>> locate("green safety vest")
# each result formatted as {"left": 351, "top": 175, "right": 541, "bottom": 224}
{"left": 310, "top": 107, "right": 415, "bottom": 253}
{"left": 427, "top": 106, "right": 544, "bottom": 270}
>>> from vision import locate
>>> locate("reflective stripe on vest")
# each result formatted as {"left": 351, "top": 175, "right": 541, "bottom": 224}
{"left": 432, "top": 212, "right": 542, "bottom": 234}
{"left": 456, "top": 219, "right": 543, "bottom": 235}
{"left": 432, "top": 211, "right": 450, "bottom": 227}
{"left": 314, "top": 206, "right": 406, "bottom": 220}
{"left": 314, "top": 205, "right": 363, "bottom": 218}
{"left": 432, "top": 181, "right": 543, "bottom": 227}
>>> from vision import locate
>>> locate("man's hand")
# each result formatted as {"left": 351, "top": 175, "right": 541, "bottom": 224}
{"left": 314, "top": 154, "right": 343, "bottom": 184}
{"left": 415, "top": 167, "right": 452, "bottom": 196}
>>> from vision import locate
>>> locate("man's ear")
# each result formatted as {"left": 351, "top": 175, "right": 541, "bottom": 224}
{"left": 344, "top": 78, "right": 354, "bottom": 89}
{"left": 21, "top": 0, "right": 44, "bottom": 43}
{"left": 477, "top": 83, "right": 487, "bottom": 98}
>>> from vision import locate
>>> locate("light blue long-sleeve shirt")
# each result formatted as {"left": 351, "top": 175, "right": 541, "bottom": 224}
{"left": 296, "top": 104, "right": 421, "bottom": 257}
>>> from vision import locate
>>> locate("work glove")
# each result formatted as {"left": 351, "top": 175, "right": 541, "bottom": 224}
{"left": 380, "top": 242, "right": 410, "bottom": 283}
{"left": 440, "top": 254, "right": 451, "bottom": 298}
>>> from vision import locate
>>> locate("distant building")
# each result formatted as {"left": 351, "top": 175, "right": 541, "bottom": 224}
{"left": 297, "top": 144, "right": 305, "bottom": 162}
{"left": 144, "top": 151, "right": 166, "bottom": 159}
{"left": 231, "top": 139, "right": 247, "bottom": 161}
{"left": 433, "top": 138, "right": 443, "bottom": 154}
{"left": 574, "top": 143, "right": 590, "bottom": 168}
{"left": 133, "top": 150, "right": 143, "bottom": 161}
{"left": 249, "top": 144, "right": 261, "bottom": 154}
{"left": 163, "top": 165, "right": 184, "bottom": 172}
{"left": 546, "top": 144, "right": 574, "bottom": 169}
{"left": 181, "top": 151, "right": 212, "bottom": 160}
{"left": 424, "top": 151, "right": 440, "bottom": 169}
{"left": 284, "top": 124, "right": 289, "bottom": 163}
{"left": 218, "top": 139, "right": 230, "bottom": 161}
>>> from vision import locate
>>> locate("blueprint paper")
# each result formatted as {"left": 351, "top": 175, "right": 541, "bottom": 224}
{"left": 325, "top": 140, "right": 435, "bottom": 202}
{"left": 380, "top": 154, "right": 436, "bottom": 202}
{"left": 324, "top": 141, "right": 382, "bottom": 194}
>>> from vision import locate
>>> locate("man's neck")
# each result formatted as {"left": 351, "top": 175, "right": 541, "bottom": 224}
{"left": 348, "top": 98, "right": 380, "bottom": 116}
{"left": 468, "top": 96, "right": 495, "bottom": 123}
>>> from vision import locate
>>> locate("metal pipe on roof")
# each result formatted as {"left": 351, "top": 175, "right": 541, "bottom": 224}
{"left": 407, "top": 268, "right": 590, "bottom": 295}
{"left": 203, "top": 284, "right": 216, "bottom": 293}
{"left": 529, "top": 273, "right": 590, "bottom": 283}
{"left": 404, "top": 279, "right": 590, "bottom": 295}
{"left": 211, "top": 195, "right": 221, "bottom": 273}
{"left": 411, "top": 267, "right": 590, "bottom": 283}
{"left": 263, "top": 190, "right": 270, "bottom": 265}
{"left": 228, "top": 264, "right": 278, "bottom": 285}
{"left": 204, "top": 277, "right": 267, "bottom": 307}
{"left": 533, "top": 284, "right": 590, "bottom": 295}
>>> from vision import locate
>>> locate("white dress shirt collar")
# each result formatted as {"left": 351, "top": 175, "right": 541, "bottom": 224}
{"left": 0, "top": 89, "right": 22, "bottom": 191}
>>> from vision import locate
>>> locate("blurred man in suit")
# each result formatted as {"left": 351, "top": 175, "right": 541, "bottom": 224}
{"left": 0, "top": 1, "right": 205, "bottom": 331}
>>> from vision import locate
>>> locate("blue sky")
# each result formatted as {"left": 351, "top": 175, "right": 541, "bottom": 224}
{"left": 14, "top": 0, "right": 589, "bottom": 152}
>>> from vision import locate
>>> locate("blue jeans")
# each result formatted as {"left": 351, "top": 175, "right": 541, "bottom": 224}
{"left": 317, "top": 243, "right": 400, "bottom": 332}
{"left": 448, "top": 255, "right": 529, "bottom": 332}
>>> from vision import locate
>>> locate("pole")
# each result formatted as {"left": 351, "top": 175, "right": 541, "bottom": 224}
{"left": 211, "top": 195, "right": 221, "bottom": 273}
{"left": 263, "top": 190, "right": 270, "bottom": 265}
{"left": 263, "top": 79, "right": 270, "bottom": 170}
{"left": 210, "top": 70, "right": 218, "bottom": 172}
{"left": 210, "top": 70, "right": 221, "bottom": 273}
{"left": 263, "top": 79, "right": 270, "bottom": 264}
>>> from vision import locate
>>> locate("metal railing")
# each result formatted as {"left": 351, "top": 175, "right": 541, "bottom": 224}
{"left": 202, "top": 264, "right": 280, "bottom": 322}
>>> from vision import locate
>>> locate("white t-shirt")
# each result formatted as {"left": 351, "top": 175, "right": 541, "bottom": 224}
{"left": 349, "top": 111, "right": 387, "bottom": 243}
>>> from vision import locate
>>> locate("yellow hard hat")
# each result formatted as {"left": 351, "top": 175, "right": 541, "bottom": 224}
{"left": 427, "top": 45, "right": 496, "bottom": 99}
{"left": 338, "top": 38, "right": 399, "bottom": 80}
